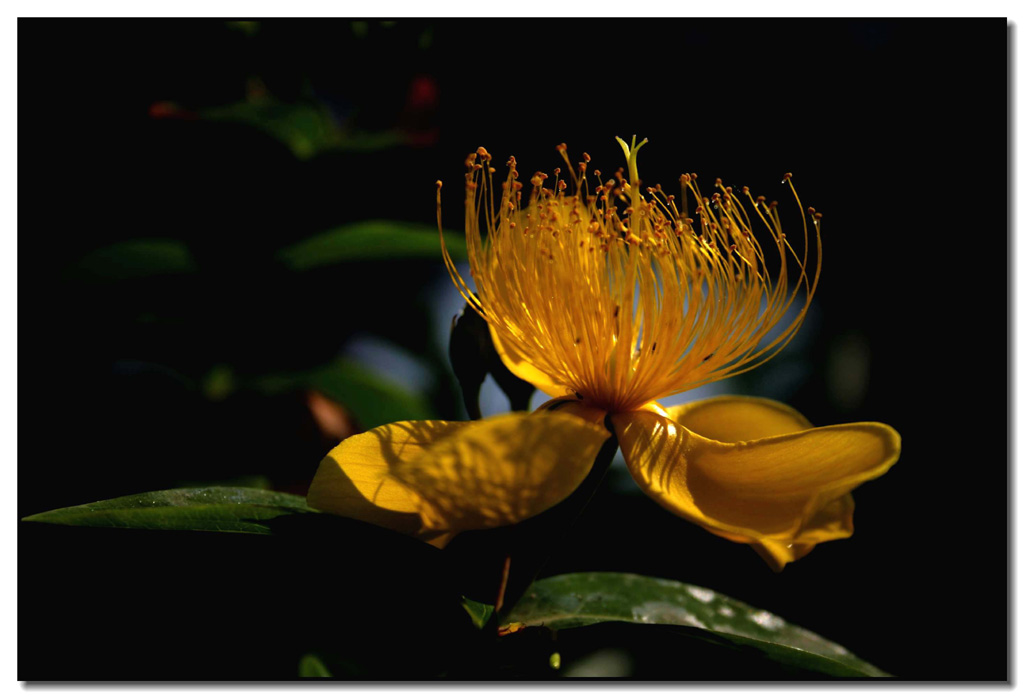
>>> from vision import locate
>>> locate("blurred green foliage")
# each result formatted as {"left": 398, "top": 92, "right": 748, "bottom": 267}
{"left": 279, "top": 220, "right": 467, "bottom": 270}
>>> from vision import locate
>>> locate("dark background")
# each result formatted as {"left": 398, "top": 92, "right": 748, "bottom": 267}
{"left": 19, "top": 18, "right": 1008, "bottom": 680}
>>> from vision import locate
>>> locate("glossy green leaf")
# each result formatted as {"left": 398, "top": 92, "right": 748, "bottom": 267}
{"left": 279, "top": 220, "right": 467, "bottom": 270}
{"left": 298, "top": 654, "right": 332, "bottom": 678}
{"left": 22, "top": 487, "right": 316, "bottom": 534}
{"left": 251, "top": 358, "right": 435, "bottom": 430}
{"left": 506, "top": 572, "right": 887, "bottom": 677}
{"left": 72, "top": 239, "right": 197, "bottom": 280}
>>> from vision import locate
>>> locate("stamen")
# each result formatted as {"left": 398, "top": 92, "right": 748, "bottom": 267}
{"left": 439, "top": 139, "right": 821, "bottom": 413}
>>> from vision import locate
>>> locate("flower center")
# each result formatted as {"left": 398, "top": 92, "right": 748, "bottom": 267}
{"left": 440, "top": 139, "right": 821, "bottom": 413}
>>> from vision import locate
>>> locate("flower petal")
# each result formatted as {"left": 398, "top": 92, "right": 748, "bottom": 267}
{"left": 489, "top": 325, "right": 572, "bottom": 398}
{"left": 307, "top": 420, "right": 466, "bottom": 536}
{"left": 749, "top": 494, "right": 855, "bottom": 571}
{"left": 611, "top": 410, "right": 899, "bottom": 561}
{"left": 666, "top": 395, "right": 813, "bottom": 442}
{"left": 393, "top": 410, "right": 610, "bottom": 532}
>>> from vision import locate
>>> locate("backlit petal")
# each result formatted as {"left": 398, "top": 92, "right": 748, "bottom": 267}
{"left": 612, "top": 409, "right": 899, "bottom": 565}
{"left": 489, "top": 325, "right": 573, "bottom": 398}
{"left": 393, "top": 410, "right": 610, "bottom": 532}
{"left": 667, "top": 395, "right": 813, "bottom": 442}
{"left": 307, "top": 420, "right": 466, "bottom": 537}
{"left": 750, "top": 494, "right": 855, "bottom": 571}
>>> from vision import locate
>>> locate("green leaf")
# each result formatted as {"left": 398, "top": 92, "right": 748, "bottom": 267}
{"left": 278, "top": 220, "right": 467, "bottom": 270}
{"left": 71, "top": 239, "right": 197, "bottom": 281}
{"left": 22, "top": 487, "right": 316, "bottom": 534}
{"left": 505, "top": 572, "right": 887, "bottom": 677}
{"left": 460, "top": 597, "right": 495, "bottom": 630}
{"left": 251, "top": 358, "right": 435, "bottom": 430}
{"left": 298, "top": 654, "right": 332, "bottom": 678}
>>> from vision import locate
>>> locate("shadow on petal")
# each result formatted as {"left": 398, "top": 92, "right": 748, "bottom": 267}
{"left": 393, "top": 411, "right": 610, "bottom": 532}
{"left": 307, "top": 420, "right": 466, "bottom": 538}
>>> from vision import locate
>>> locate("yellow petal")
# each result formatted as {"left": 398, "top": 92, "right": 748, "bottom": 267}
{"left": 750, "top": 494, "right": 855, "bottom": 571}
{"left": 489, "top": 324, "right": 572, "bottom": 398}
{"left": 666, "top": 395, "right": 813, "bottom": 442}
{"left": 392, "top": 410, "right": 610, "bottom": 532}
{"left": 307, "top": 420, "right": 466, "bottom": 537}
{"left": 612, "top": 409, "right": 899, "bottom": 555}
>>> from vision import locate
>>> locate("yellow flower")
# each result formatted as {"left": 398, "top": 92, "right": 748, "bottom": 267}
{"left": 307, "top": 138, "right": 900, "bottom": 570}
